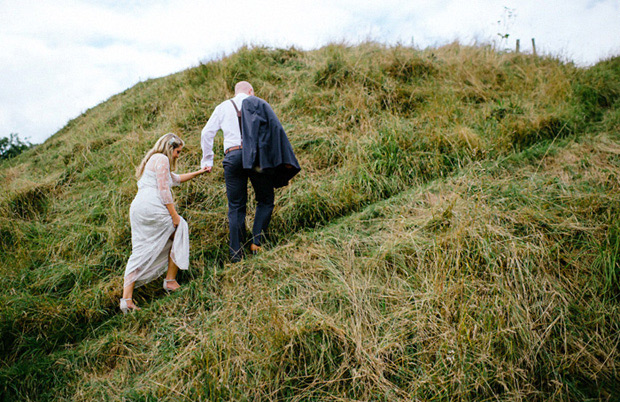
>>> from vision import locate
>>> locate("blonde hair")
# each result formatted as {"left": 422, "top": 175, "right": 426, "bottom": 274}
{"left": 136, "top": 133, "right": 185, "bottom": 179}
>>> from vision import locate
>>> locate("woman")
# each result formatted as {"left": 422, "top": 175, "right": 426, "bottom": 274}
{"left": 120, "top": 133, "right": 208, "bottom": 313}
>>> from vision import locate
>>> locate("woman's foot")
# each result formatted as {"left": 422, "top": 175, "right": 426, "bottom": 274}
{"left": 120, "top": 298, "right": 140, "bottom": 313}
{"left": 163, "top": 278, "right": 180, "bottom": 292}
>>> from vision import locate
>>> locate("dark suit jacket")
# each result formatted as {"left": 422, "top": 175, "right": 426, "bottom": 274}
{"left": 240, "top": 96, "right": 301, "bottom": 188}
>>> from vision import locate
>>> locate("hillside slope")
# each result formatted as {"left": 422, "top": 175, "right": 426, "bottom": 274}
{"left": 1, "top": 43, "right": 619, "bottom": 401}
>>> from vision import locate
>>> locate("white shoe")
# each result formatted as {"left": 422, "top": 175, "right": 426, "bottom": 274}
{"left": 163, "top": 278, "right": 179, "bottom": 292}
{"left": 119, "top": 298, "right": 139, "bottom": 313}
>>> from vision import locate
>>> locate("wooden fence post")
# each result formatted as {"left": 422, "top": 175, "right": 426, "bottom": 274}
{"left": 532, "top": 38, "right": 537, "bottom": 56}
{"left": 516, "top": 39, "right": 520, "bottom": 53}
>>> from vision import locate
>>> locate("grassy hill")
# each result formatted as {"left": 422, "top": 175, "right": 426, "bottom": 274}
{"left": 1, "top": 42, "right": 619, "bottom": 401}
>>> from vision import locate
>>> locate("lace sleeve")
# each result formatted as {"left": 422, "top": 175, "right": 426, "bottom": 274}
{"left": 170, "top": 172, "right": 181, "bottom": 187}
{"left": 153, "top": 154, "right": 174, "bottom": 204}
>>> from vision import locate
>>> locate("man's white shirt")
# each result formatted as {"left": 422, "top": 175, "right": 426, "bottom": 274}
{"left": 200, "top": 93, "right": 250, "bottom": 169}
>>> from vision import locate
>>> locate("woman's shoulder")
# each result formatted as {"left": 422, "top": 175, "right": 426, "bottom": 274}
{"left": 149, "top": 153, "right": 170, "bottom": 163}
{"left": 145, "top": 153, "right": 170, "bottom": 171}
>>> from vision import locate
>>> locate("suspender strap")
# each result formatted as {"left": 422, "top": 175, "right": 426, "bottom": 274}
{"left": 230, "top": 100, "right": 242, "bottom": 141}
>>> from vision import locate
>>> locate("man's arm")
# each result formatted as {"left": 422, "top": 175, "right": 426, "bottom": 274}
{"left": 200, "top": 105, "right": 221, "bottom": 169}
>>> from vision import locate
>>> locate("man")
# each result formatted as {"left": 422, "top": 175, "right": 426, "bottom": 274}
{"left": 201, "top": 81, "right": 300, "bottom": 262}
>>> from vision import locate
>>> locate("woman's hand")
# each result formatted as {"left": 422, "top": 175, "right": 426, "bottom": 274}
{"left": 179, "top": 167, "right": 211, "bottom": 183}
{"left": 165, "top": 203, "right": 181, "bottom": 226}
{"left": 193, "top": 166, "right": 211, "bottom": 177}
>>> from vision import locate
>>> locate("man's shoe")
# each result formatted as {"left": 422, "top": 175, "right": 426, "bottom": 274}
{"left": 250, "top": 244, "right": 262, "bottom": 255}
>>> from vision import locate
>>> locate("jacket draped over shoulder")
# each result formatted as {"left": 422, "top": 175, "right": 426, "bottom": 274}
{"left": 240, "top": 96, "right": 301, "bottom": 188}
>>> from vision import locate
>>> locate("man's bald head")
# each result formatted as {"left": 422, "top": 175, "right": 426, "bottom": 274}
{"left": 235, "top": 81, "right": 254, "bottom": 95}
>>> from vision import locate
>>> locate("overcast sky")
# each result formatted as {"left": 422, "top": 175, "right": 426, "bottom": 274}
{"left": 1, "top": 0, "right": 619, "bottom": 144}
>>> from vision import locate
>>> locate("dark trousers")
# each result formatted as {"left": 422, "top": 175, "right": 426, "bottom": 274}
{"left": 222, "top": 149, "right": 274, "bottom": 261}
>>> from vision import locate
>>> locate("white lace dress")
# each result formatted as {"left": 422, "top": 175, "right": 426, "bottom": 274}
{"left": 123, "top": 153, "right": 190, "bottom": 288}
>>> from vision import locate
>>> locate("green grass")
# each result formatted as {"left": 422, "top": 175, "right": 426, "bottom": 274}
{"left": 1, "top": 42, "right": 619, "bottom": 401}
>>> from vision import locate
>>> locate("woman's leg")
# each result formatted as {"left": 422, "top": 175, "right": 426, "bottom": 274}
{"left": 122, "top": 280, "right": 139, "bottom": 309}
{"left": 164, "top": 255, "right": 180, "bottom": 290}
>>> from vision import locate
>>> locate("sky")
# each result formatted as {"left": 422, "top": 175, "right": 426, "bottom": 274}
{"left": 1, "top": 0, "right": 619, "bottom": 144}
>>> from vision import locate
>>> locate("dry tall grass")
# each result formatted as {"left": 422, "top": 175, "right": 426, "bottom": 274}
{"left": 1, "top": 42, "right": 619, "bottom": 401}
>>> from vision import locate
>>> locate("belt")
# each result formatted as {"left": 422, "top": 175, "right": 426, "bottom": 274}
{"left": 225, "top": 145, "right": 242, "bottom": 154}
